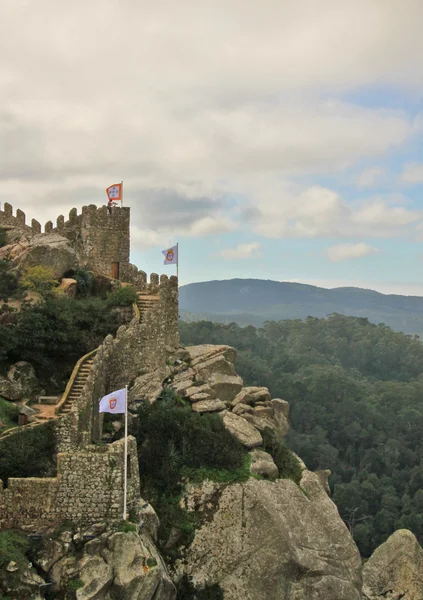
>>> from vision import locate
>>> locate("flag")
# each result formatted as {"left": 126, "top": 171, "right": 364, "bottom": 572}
{"left": 162, "top": 245, "right": 178, "bottom": 265}
{"left": 106, "top": 183, "right": 122, "bottom": 202}
{"left": 99, "top": 388, "right": 126, "bottom": 414}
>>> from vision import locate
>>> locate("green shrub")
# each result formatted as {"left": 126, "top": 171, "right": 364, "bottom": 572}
{"left": 63, "top": 268, "right": 95, "bottom": 298}
{"left": 0, "top": 531, "right": 29, "bottom": 569}
{"left": 66, "top": 578, "right": 84, "bottom": 591}
{"left": 116, "top": 521, "right": 137, "bottom": 533}
{"left": 0, "top": 398, "right": 19, "bottom": 429}
{"left": 0, "top": 260, "right": 19, "bottom": 301}
{"left": 106, "top": 286, "right": 137, "bottom": 307}
{"left": 132, "top": 391, "right": 247, "bottom": 552}
{"left": 0, "top": 421, "right": 56, "bottom": 484}
{"left": 0, "top": 229, "right": 6, "bottom": 248}
{"left": 261, "top": 428, "right": 302, "bottom": 484}
{"left": 21, "top": 265, "right": 59, "bottom": 295}
{"left": 178, "top": 575, "right": 224, "bottom": 600}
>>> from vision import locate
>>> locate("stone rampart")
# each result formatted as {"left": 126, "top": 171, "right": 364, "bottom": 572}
{"left": 56, "top": 273, "right": 179, "bottom": 452}
{"left": 0, "top": 436, "right": 140, "bottom": 530}
{"left": 0, "top": 202, "right": 41, "bottom": 235}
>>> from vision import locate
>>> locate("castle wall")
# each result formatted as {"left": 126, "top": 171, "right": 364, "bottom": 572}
{"left": 0, "top": 437, "right": 140, "bottom": 530}
{"left": 53, "top": 204, "right": 131, "bottom": 281}
{"left": 0, "top": 203, "right": 131, "bottom": 282}
{"left": 56, "top": 273, "right": 179, "bottom": 453}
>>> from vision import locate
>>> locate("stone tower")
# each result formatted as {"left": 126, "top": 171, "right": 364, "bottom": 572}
{"left": 53, "top": 204, "right": 131, "bottom": 281}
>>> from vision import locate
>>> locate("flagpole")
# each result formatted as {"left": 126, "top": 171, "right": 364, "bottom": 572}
{"left": 121, "top": 181, "right": 124, "bottom": 208}
{"left": 123, "top": 384, "right": 128, "bottom": 520}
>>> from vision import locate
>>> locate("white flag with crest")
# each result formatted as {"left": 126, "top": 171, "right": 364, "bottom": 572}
{"left": 162, "top": 245, "right": 178, "bottom": 265}
{"left": 99, "top": 388, "right": 126, "bottom": 414}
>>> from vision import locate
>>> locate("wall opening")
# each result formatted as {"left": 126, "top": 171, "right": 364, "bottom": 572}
{"left": 127, "top": 454, "right": 132, "bottom": 479}
{"left": 112, "top": 262, "right": 120, "bottom": 280}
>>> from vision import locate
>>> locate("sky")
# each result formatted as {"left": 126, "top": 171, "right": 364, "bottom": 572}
{"left": 2, "top": 0, "right": 423, "bottom": 294}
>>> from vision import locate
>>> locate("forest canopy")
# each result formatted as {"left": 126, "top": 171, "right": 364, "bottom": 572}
{"left": 180, "top": 315, "right": 423, "bottom": 557}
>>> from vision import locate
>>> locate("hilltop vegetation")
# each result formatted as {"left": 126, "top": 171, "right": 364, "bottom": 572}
{"left": 180, "top": 278, "right": 423, "bottom": 337}
{"left": 0, "top": 253, "right": 137, "bottom": 392}
{"left": 180, "top": 315, "right": 423, "bottom": 556}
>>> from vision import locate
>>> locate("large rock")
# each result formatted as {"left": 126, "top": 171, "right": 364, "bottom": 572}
{"left": 221, "top": 411, "right": 263, "bottom": 449}
{"left": 363, "top": 529, "right": 423, "bottom": 600}
{"left": 180, "top": 472, "right": 362, "bottom": 600}
{"left": 249, "top": 449, "right": 279, "bottom": 480}
{"left": 0, "top": 375, "right": 21, "bottom": 401}
{"left": 105, "top": 532, "right": 176, "bottom": 600}
{"left": 57, "top": 277, "right": 77, "bottom": 298}
{"left": 232, "top": 386, "right": 271, "bottom": 407}
{"left": 208, "top": 373, "right": 243, "bottom": 402}
{"left": 7, "top": 232, "right": 78, "bottom": 278}
{"left": 76, "top": 555, "right": 113, "bottom": 600}
{"left": 185, "top": 344, "right": 237, "bottom": 367}
{"left": 7, "top": 361, "right": 41, "bottom": 399}
{"left": 129, "top": 368, "right": 167, "bottom": 404}
{"left": 191, "top": 399, "right": 226, "bottom": 413}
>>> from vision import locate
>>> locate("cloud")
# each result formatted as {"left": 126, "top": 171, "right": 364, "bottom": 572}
{"left": 1, "top": 0, "right": 423, "bottom": 252}
{"left": 401, "top": 162, "right": 423, "bottom": 183}
{"left": 218, "top": 242, "right": 262, "bottom": 260}
{"left": 240, "top": 182, "right": 423, "bottom": 240}
{"left": 324, "top": 242, "right": 379, "bottom": 262}
{"left": 356, "top": 167, "right": 385, "bottom": 187}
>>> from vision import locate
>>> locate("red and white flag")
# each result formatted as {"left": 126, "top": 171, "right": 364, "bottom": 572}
{"left": 106, "top": 183, "right": 122, "bottom": 202}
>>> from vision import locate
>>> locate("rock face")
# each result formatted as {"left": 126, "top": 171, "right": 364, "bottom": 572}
{"left": 363, "top": 529, "right": 423, "bottom": 600}
{"left": 7, "top": 361, "right": 41, "bottom": 400}
{"left": 20, "top": 526, "right": 177, "bottom": 600}
{"left": 0, "top": 232, "right": 78, "bottom": 278}
{"left": 57, "top": 277, "right": 77, "bottom": 297}
{"left": 179, "top": 472, "right": 362, "bottom": 600}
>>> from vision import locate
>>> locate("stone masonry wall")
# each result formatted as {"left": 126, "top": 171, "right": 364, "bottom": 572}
{"left": 0, "top": 437, "right": 140, "bottom": 530}
{"left": 0, "top": 203, "right": 131, "bottom": 281}
{"left": 0, "top": 202, "right": 40, "bottom": 235}
{"left": 56, "top": 273, "right": 179, "bottom": 453}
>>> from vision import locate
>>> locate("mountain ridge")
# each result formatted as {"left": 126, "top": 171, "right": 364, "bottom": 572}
{"left": 179, "top": 278, "right": 423, "bottom": 335}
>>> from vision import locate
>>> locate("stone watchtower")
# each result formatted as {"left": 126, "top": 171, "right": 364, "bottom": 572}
{"left": 53, "top": 204, "right": 131, "bottom": 281}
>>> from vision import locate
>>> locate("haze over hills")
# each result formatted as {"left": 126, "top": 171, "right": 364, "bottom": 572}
{"left": 179, "top": 279, "right": 423, "bottom": 337}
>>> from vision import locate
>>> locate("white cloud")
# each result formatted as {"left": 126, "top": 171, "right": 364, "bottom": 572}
{"left": 1, "top": 0, "right": 423, "bottom": 248}
{"left": 324, "top": 242, "right": 379, "bottom": 262}
{"left": 218, "top": 242, "right": 262, "bottom": 260}
{"left": 356, "top": 167, "right": 385, "bottom": 187}
{"left": 401, "top": 162, "right": 423, "bottom": 183}
{"left": 240, "top": 182, "right": 423, "bottom": 240}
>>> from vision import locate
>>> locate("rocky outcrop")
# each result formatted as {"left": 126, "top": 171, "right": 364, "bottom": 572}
{"left": 0, "top": 232, "right": 78, "bottom": 278}
{"left": 3, "top": 525, "right": 177, "bottom": 600}
{"left": 177, "top": 472, "right": 362, "bottom": 600}
{"left": 57, "top": 277, "right": 77, "bottom": 297}
{"left": 7, "top": 361, "right": 41, "bottom": 400}
{"left": 363, "top": 529, "right": 423, "bottom": 599}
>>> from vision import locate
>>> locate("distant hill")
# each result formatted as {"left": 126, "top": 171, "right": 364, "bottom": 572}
{"left": 179, "top": 279, "right": 423, "bottom": 337}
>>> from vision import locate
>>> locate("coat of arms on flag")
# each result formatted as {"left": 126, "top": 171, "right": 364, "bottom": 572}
{"left": 99, "top": 388, "right": 126, "bottom": 414}
{"left": 106, "top": 183, "right": 122, "bottom": 202}
{"left": 162, "top": 244, "right": 178, "bottom": 265}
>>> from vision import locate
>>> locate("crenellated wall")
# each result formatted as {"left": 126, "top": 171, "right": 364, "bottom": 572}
{"left": 0, "top": 203, "right": 131, "bottom": 281}
{"left": 0, "top": 436, "right": 140, "bottom": 530}
{"left": 0, "top": 202, "right": 41, "bottom": 235}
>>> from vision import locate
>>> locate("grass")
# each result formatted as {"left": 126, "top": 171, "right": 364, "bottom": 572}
{"left": 0, "top": 397, "right": 19, "bottom": 430}
{"left": 180, "top": 454, "right": 251, "bottom": 485}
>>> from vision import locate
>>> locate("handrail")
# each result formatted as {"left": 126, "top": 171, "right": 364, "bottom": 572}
{"left": 55, "top": 348, "right": 97, "bottom": 414}
{"left": 133, "top": 301, "right": 140, "bottom": 321}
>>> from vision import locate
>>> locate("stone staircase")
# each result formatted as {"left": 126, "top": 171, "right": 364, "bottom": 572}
{"left": 56, "top": 351, "right": 96, "bottom": 415}
{"left": 136, "top": 293, "right": 160, "bottom": 322}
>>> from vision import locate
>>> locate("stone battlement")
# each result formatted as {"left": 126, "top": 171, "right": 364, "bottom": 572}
{"left": 0, "top": 437, "right": 140, "bottom": 530}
